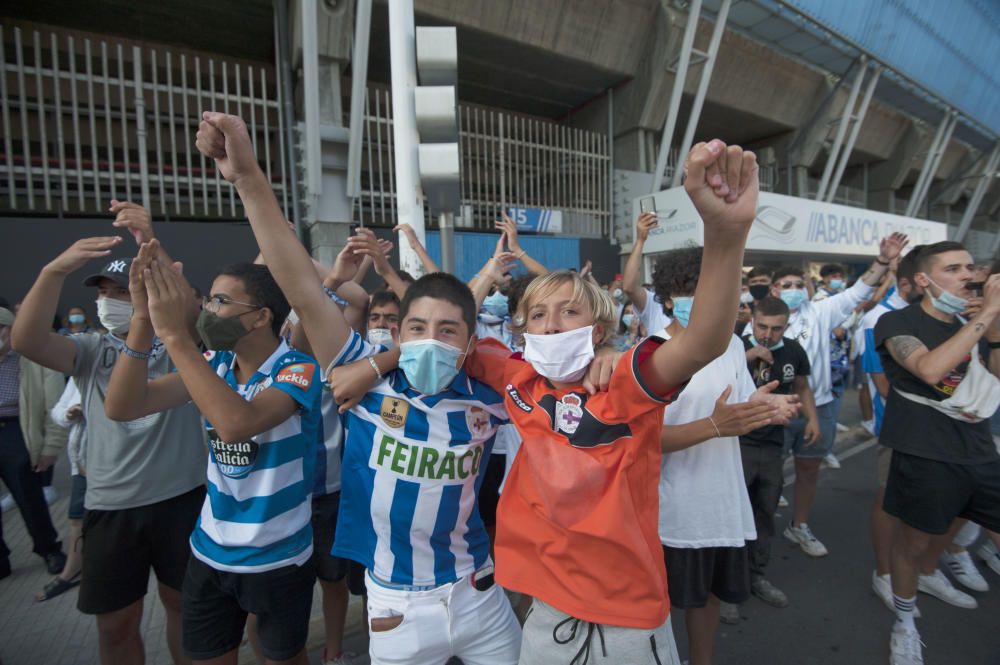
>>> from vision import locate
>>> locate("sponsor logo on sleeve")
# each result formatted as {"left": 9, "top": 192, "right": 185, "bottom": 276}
{"left": 506, "top": 384, "right": 533, "bottom": 413}
{"left": 276, "top": 362, "right": 315, "bottom": 389}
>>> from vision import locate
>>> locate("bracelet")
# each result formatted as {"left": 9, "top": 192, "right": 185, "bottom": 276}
{"left": 875, "top": 257, "right": 890, "bottom": 266}
{"left": 988, "top": 341, "right": 1000, "bottom": 350}
{"left": 516, "top": 250, "right": 526, "bottom": 259}
{"left": 122, "top": 343, "right": 151, "bottom": 360}
{"left": 707, "top": 416, "right": 722, "bottom": 438}
{"left": 368, "top": 356, "right": 383, "bottom": 380}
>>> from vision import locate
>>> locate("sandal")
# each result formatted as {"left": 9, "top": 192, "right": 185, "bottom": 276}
{"left": 35, "top": 572, "right": 81, "bottom": 602}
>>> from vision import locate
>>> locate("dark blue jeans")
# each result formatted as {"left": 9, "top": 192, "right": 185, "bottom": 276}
{"left": 0, "top": 416, "right": 61, "bottom": 561}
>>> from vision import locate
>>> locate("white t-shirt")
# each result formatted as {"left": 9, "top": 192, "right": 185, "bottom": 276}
{"left": 743, "top": 280, "right": 872, "bottom": 405}
{"left": 658, "top": 333, "right": 757, "bottom": 548}
{"left": 634, "top": 287, "right": 672, "bottom": 334}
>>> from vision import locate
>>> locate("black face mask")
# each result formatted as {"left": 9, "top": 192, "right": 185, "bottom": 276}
{"left": 749, "top": 284, "right": 770, "bottom": 301}
{"left": 196, "top": 310, "right": 253, "bottom": 351}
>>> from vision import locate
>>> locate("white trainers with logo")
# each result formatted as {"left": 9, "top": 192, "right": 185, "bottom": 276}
{"left": 889, "top": 623, "right": 924, "bottom": 665}
{"left": 917, "top": 569, "right": 977, "bottom": 609}
{"left": 941, "top": 550, "right": 989, "bottom": 592}
{"left": 977, "top": 540, "right": 1000, "bottom": 577}
{"left": 872, "top": 572, "right": 920, "bottom": 617}
{"left": 783, "top": 522, "right": 829, "bottom": 557}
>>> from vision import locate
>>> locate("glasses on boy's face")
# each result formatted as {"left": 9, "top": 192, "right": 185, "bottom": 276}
{"left": 201, "top": 295, "right": 262, "bottom": 313}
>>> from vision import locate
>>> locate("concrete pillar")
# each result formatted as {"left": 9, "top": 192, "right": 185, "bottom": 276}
{"left": 293, "top": 0, "right": 354, "bottom": 264}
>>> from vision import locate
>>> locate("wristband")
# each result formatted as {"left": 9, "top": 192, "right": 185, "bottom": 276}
{"left": 122, "top": 343, "right": 151, "bottom": 360}
{"left": 368, "top": 356, "right": 383, "bottom": 380}
{"left": 988, "top": 341, "right": 1000, "bottom": 350}
{"left": 323, "top": 286, "right": 349, "bottom": 307}
{"left": 875, "top": 257, "right": 890, "bottom": 266}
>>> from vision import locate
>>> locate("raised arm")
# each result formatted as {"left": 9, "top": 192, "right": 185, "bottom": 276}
{"left": 196, "top": 112, "right": 351, "bottom": 370}
{"left": 623, "top": 212, "right": 657, "bottom": 309}
{"left": 349, "top": 228, "right": 409, "bottom": 300}
{"left": 887, "top": 274, "right": 1000, "bottom": 384}
{"left": 105, "top": 242, "right": 192, "bottom": 420}
{"left": 143, "top": 257, "right": 302, "bottom": 442}
{"left": 12, "top": 237, "right": 123, "bottom": 375}
{"left": 394, "top": 223, "right": 440, "bottom": 274}
{"left": 816, "top": 234, "right": 908, "bottom": 327}
{"left": 497, "top": 214, "right": 548, "bottom": 276}
{"left": 468, "top": 235, "right": 516, "bottom": 310}
{"left": 640, "top": 141, "right": 757, "bottom": 394}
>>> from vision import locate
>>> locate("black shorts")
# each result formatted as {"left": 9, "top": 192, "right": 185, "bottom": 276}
{"left": 883, "top": 450, "right": 1000, "bottom": 535}
{"left": 78, "top": 485, "right": 205, "bottom": 615}
{"left": 311, "top": 492, "right": 366, "bottom": 595}
{"left": 67, "top": 474, "right": 87, "bottom": 521}
{"left": 662, "top": 545, "right": 751, "bottom": 609}
{"left": 182, "top": 555, "right": 316, "bottom": 661}
{"left": 477, "top": 453, "right": 506, "bottom": 528}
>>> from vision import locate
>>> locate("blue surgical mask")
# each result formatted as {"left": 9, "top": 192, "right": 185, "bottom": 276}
{"left": 482, "top": 291, "right": 509, "bottom": 319}
{"left": 622, "top": 314, "right": 635, "bottom": 329}
{"left": 779, "top": 289, "right": 807, "bottom": 311}
{"left": 829, "top": 279, "right": 844, "bottom": 291}
{"left": 398, "top": 338, "right": 466, "bottom": 395}
{"left": 671, "top": 296, "right": 693, "bottom": 327}
{"left": 68, "top": 314, "right": 86, "bottom": 325}
{"left": 924, "top": 276, "right": 968, "bottom": 316}
{"left": 750, "top": 334, "right": 784, "bottom": 351}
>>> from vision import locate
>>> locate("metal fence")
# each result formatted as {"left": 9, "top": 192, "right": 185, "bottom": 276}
{"left": 355, "top": 87, "right": 612, "bottom": 237}
{"left": 0, "top": 24, "right": 291, "bottom": 219}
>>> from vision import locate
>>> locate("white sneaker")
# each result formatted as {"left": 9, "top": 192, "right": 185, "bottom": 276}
{"left": 0, "top": 494, "right": 13, "bottom": 513}
{"left": 323, "top": 652, "right": 354, "bottom": 665}
{"left": 889, "top": 624, "right": 924, "bottom": 665}
{"left": 783, "top": 522, "right": 829, "bottom": 557}
{"left": 917, "top": 569, "right": 977, "bottom": 609}
{"left": 822, "top": 453, "right": 841, "bottom": 469}
{"left": 977, "top": 540, "right": 1000, "bottom": 576}
{"left": 872, "top": 572, "right": 921, "bottom": 617}
{"left": 941, "top": 550, "right": 988, "bottom": 592}
{"left": 777, "top": 494, "right": 789, "bottom": 508}
{"left": 835, "top": 422, "right": 849, "bottom": 433}
{"left": 861, "top": 419, "right": 876, "bottom": 436}
{"left": 43, "top": 486, "right": 58, "bottom": 505}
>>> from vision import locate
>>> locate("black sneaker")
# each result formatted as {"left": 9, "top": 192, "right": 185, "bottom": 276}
{"left": 44, "top": 551, "right": 67, "bottom": 575}
{"left": 0, "top": 557, "right": 11, "bottom": 580}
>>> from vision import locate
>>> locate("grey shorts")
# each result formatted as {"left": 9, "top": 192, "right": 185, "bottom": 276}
{"left": 784, "top": 399, "right": 839, "bottom": 459}
{"left": 519, "top": 599, "right": 680, "bottom": 665}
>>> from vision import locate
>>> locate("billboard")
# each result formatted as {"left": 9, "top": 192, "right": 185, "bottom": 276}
{"left": 633, "top": 189, "right": 948, "bottom": 257}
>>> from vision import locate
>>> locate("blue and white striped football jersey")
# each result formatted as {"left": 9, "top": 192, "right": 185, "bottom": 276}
{"left": 329, "top": 331, "right": 509, "bottom": 586}
{"left": 190, "top": 340, "right": 322, "bottom": 573}
{"left": 312, "top": 338, "right": 387, "bottom": 496}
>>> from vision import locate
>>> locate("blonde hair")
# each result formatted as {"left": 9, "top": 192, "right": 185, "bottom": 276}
{"left": 512, "top": 270, "right": 618, "bottom": 346}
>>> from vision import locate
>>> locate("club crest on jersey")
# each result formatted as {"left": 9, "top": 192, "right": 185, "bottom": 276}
{"left": 782, "top": 363, "right": 796, "bottom": 381}
{"left": 555, "top": 394, "right": 584, "bottom": 435}
{"left": 207, "top": 428, "right": 258, "bottom": 479}
{"left": 466, "top": 406, "right": 490, "bottom": 438}
{"left": 276, "top": 362, "right": 315, "bottom": 389}
{"left": 380, "top": 396, "right": 409, "bottom": 429}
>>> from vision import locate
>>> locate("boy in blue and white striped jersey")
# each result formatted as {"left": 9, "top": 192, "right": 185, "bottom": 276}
{"left": 106, "top": 251, "right": 322, "bottom": 665}
{"left": 194, "top": 111, "right": 526, "bottom": 665}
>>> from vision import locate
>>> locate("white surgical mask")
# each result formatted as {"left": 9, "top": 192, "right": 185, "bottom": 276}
{"left": 739, "top": 291, "right": 754, "bottom": 305}
{"left": 96, "top": 297, "right": 133, "bottom": 335}
{"left": 523, "top": 325, "right": 595, "bottom": 383}
{"left": 367, "top": 328, "right": 395, "bottom": 349}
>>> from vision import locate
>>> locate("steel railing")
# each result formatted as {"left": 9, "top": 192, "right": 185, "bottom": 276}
{"left": 0, "top": 24, "right": 291, "bottom": 220}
